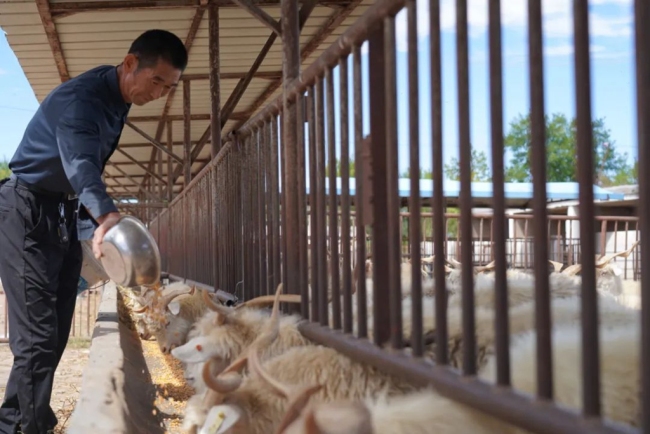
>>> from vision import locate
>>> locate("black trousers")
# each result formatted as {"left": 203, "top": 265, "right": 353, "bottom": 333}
{"left": 0, "top": 178, "right": 82, "bottom": 434}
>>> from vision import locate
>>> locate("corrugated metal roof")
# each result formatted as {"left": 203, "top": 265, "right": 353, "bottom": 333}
{"left": 0, "top": 0, "right": 370, "bottom": 201}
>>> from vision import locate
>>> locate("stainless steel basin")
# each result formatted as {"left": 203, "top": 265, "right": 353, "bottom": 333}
{"left": 100, "top": 215, "right": 161, "bottom": 288}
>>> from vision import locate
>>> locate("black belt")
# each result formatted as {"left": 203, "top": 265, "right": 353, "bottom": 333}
{"left": 10, "top": 175, "right": 78, "bottom": 201}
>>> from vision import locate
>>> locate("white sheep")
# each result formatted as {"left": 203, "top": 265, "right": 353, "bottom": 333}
{"left": 172, "top": 287, "right": 308, "bottom": 394}
{"left": 279, "top": 298, "right": 640, "bottom": 433}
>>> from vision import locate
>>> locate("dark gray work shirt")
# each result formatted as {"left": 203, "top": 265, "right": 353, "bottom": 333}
{"left": 9, "top": 65, "right": 130, "bottom": 240}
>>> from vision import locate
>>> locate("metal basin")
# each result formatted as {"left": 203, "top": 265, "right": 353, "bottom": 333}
{"left": 100, "top": 215, "right": 161, "bottom": 288}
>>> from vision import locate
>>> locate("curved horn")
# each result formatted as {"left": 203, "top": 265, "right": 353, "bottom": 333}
{"left": 561, "top": 263, "right": 582, "bottom": 276}
{"left": 447, "top": 257, "right": 462, "bottom": 268}
{"left": 236, "top": 293, "right": 302, "bottom": 310}
{"left": 202, "top": 289, "right": 233, "bottom": 316}
{"left": 475, "top": 260, "right": 496, "bottom": 273}
{"left": 159, "top": 284, "right": 195, "bottom": 309}
{"left": 595, "top": 240, "right": 640, "bottom": 268}
{"left": 548, "top": 260, "right": 564, "bottom": 273}
{"left": 249, "top": 343, "right": 322, "bottom": 434}
{"left": 132, "top": 305, "right": 148, "bottom": 314}
{"left": 202, "top": 358, "right": 245, "bottom": 394}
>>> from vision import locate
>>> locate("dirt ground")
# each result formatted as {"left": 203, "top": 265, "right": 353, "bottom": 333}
{"left": 0, "top": 338, "right": 91, "bottom": 434}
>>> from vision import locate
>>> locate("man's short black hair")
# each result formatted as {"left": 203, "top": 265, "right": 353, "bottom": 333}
{"left": 128, "top": 29, "right": 188, "bottom": 72}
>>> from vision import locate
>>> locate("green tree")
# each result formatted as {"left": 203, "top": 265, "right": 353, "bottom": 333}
{"left": 503, "top": 113, "right": 635, "bottom": 185}
{"left": 443, "top": 148, "right": 492, "bottom": 182}
{"left": 0, "top": 159, "right": 10, "bottom": 179}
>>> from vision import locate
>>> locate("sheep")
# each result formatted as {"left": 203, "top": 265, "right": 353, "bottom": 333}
{"left": 277, "top": 299, "right": 640, "bottom": 433}
{"left": 180, "top": 282, "right": 307, "bottom": 431}
{"left": 189, "top": 301, "right": 415, "bottom": 434}
{"left": 172, "top": 284, "right": 308, "bottom": 396}
{"left": 116, "top": 284, "right": 159, "bottom": 340}
{"left": 131, "top": 281, "right": 218, "bottom": 354}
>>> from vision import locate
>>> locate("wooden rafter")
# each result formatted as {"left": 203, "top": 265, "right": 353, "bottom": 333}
{"left": 35, "top": 0, "right": 70, "bottom": 82}
{"left": 125, "top": 121, "right": 185, "bottom": 164}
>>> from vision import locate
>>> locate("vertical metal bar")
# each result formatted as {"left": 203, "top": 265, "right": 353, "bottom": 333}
{"left": 266, "top": 121, "right": 275, "bottom": 293}
{"left": 308, "top": 86, "right": 320, "bottom": 322}
{"left": 209, "top": 1, "right": 221, "bottom": 288}
{"left": 209, "top": 2, "right": 221, "bottom": 159}
{"left": 316, "top": 76, "right": 329, "bottom": 326}
{"left": 430, "top": 0, "right": 448, "bottom": 365}
{"left": 456, "top": 0, "right": 476, "bottom": 375}
{"left": 271, "top": 115, "right": 282, "bottom": 291}
{"left": 339, "top": 56, "right": 353, "bottom": 334}
{"left": 489, "top": 0, "right": 510, "bottom": 386}
{"left": 369, "top": 24, "right": 390, "bottom": 347}
{"left": 529, "top": 0, "right": 553, "bottom": 400}
{"left": 252, "top": 131, "right": 260, "bottom": 298}
{"left": 167, "top": 121, "right": 173, "bottom": 204}
{"left": 183, "top": 78, "right": 192, "bottom": 187}
{"left": 281, "top": 0, "right": 300, "bottom": 306}
{"left": 384, "top": 15, "right": 402, "bottom": 350}
{"left": 634, "top": 0, "right": 650, "bottom": 426}
{"left": 406, "top": 0, "right": 422, "bottom": 356}
{"left": 297, "top": 91, "right": 309, "bottom": 317}
{"left": 260, "top": 124, "right": 269, "bottom": 296}
{"left": 327, "top": 68, "right": 341, "bottom": 330}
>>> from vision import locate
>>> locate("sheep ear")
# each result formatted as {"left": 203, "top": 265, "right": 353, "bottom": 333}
{"left": 170, "top": 336, "right": 221, "bottom": 363}
{"left": 168, "top": 301, "right": 181, "bottom": 316}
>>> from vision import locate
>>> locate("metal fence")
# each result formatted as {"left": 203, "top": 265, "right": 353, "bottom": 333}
{"left": 148, "top": 0, "right": 649, "bottom": 432}
{"left": 0, "top": 287, "right": 104, "bottom": 343}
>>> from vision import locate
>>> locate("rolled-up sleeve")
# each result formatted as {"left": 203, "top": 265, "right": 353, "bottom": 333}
{"left": 56, "top": 99, "right": 118, "bottom": 220}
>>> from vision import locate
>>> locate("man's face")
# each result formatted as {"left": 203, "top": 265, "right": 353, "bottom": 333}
{"left": 121, "top": 54, "right": 182, "bottom": 106}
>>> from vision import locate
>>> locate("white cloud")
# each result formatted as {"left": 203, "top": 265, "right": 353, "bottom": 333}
{"left": 394, "top": 0, "right": 633, "bottom": 52}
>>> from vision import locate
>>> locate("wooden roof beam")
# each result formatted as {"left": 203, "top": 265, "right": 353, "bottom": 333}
{"left": 35, "top": 0, "right": 70, "bottom": 82}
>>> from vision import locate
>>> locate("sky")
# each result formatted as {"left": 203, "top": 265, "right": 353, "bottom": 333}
{"left": 0, "top": 0, "right": 638, "bottom": 179}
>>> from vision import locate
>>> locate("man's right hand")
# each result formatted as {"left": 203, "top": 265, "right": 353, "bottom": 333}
{"left": 93, "top": 211, "right": 121, "bottom": 260}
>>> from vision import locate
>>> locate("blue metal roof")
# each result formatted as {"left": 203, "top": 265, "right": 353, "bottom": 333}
{"left": 301, "top": 178, "right": 625, "bottom": 201}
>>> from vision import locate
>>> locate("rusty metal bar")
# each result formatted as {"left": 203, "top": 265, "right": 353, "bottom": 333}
{"left": 307, "top": 85, "right": 320, "bottom": 322}
{"left": 237, "top": 0, "right": 407, "bottom": 137}
{"left": 282, "top": 0, "right": 301, "bottom": 303}
{"left": 296, "top": 91, "right": 309, "bottom": 317}
{"left": 125, "top": 120, "right": 184, "bottom": 164}
{"left": 115, "top": 148, "right": 167, "bottom": 185}
{"left": 368, "top": 24, "right": 390, "bottom": 347}
{"left": 35, "top": 0, "right": 70, "bottom": 82}
{"left": 326, "top": 67, "right": 341, "bottom": 330}
{"left": 634, "top": 0, "right": 650, "bottom": 428}
{"left": 456, "top": 0, "right": 476, "bottom": 376}
{"left": 231, "top": 0, "right": 282, "bottom": 36}
{"left": 183, "top": 79, "right": 192, "bottom": 186}
{"left": 209, "top": 2, "right": 222, "bottom": 158}
{"left": 573, "top": 0, "right": 600, "bottom": 417}
{"left": 529, "top": 0, "right": 553, "bottom": 400}
{"left": 339, "top": 55, "right": 353, "bottom": 334}
{"left": 167, "top": 121, "right": 174, "bottom": 202}
{"left": 406, "top": 0, "right": 422, "bottom": 356}
{"left": 488, "top": 0, "right": 510, "bottom": 385}
{"left": 352, "top": 45, "right": 368, "bottom": 339}
{"left": 271, "top": 116, "right": 282, "bottom": 292}
{"left": 383, "top": 14, "right": 402, "bottom": 350}
{"left": 316, "top": 76, "right": 329, "bottom": 326}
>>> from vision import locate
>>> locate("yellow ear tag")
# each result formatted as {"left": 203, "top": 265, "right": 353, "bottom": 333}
{"left": 199, "top": 405, "right": 241, "bottom": 434}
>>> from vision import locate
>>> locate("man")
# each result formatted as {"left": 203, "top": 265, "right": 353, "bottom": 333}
{"left": 0, "top": 29, "right": 188, "bottom": 434}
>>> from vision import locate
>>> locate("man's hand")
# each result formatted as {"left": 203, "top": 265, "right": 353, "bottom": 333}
{"left": 93, "top": 211, "right": 121, "bottom": 260}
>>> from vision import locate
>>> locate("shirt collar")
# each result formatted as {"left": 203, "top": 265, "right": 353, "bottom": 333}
{"left": 106, "top": 65, "right": 131, "bottom": 116}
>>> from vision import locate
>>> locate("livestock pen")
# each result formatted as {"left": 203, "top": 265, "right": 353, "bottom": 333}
{"left": 0, "top": 0, "right": 648, "bottom": 433}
